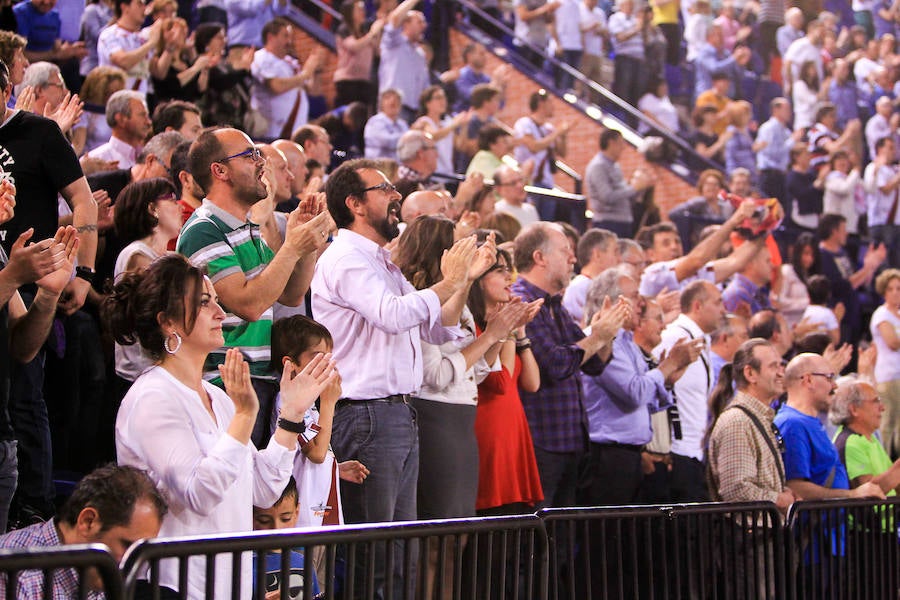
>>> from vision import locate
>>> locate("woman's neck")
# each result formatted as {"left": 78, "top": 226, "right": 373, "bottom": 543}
{"left": 144, "top": 230, "right": 171, "bottom": 257}
{"left": 160, "top": 351, "right": 207, "bottom": 393}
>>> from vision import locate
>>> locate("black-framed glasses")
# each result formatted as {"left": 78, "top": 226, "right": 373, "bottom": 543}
{"left": 807, "top": 372, "right": 837, "bottom": 382}
{"left": 361, "top": 182, "right": 398, "bottom": 195}
{"left": 217, "top": 147, "right": 263, "bottom": 163}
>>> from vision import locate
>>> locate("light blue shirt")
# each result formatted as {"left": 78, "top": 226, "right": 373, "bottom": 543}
{"left": 224, "top": 0, "right": 289, "bottom": 47}
{"left": 582, "top": 329, "right": 672, "bottom": 445}
{"left": 363, "top": 112, "right": 409, "bottom": 160}
{"left": 693, "top": 42, "right": 740, "bottom": 99}
{"left": 756, "top": 117, "right": 794, "bottom": 171}
{"left": 378, "top": 23, "right": 428, "bottom": 109}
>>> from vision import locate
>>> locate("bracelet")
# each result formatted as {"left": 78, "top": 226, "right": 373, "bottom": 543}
{"left": 516, "top": 343, "right": 532, "bottom": 353}
{"left": 277, "top": 416, "right": 306, "bottom": 434}
{"left": 515, "top": 336, "right": 531, "bottom": 348}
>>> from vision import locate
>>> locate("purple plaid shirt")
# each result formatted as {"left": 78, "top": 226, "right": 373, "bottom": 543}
{"left": 511, "top": 277, "right": 607, "bottom": 453}
{"left": 0, "top": 520, "right": 104, "bottom": 599}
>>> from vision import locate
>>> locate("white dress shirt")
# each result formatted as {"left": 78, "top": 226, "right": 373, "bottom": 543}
{"left": 116, "top": 366, "right": 296, "bottom": 599}
{"left": 87, "top": 135, "right": 140, "bottom": 169}
{"left": 311, "top": 229, "right": 461, "bottom": 400}
{"left": 653, "top": 313, "right": 712, "bottom": 461}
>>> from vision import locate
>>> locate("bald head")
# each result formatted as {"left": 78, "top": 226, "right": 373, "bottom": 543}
{"left": 259, "top": 144, "right": 293, "bottom": 202}
{"left": 401, "top": 190, "right": 449, "bottom": 223}
{"left": 272, "top": 139, "right": 308, "bottom": 195}
{"left": 784, "top": 353, "right": 828, "bottom": 390}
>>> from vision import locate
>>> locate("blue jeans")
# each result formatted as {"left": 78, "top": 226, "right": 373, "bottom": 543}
{"left": 331, "top": 399, "right": 419, "bottom": 599}
{"left": 555, "top": 49, "right": 583, "bottom": 90}
{"left": 869, "top": 224, "right": 900, "bottom": 268}
{"left": 9, "top": 349, "right": 53, "bottom": 517}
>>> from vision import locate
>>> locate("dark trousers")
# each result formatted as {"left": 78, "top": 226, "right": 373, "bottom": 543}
{"left": 9, "top": 350, "right": 53, "bottom": 518}
{"left": 658, "top": 22, "right": 681, "bottom": 65}
{"left": 592, "top": 220, "right": 634, "bottom": 239}
{"left": 581, "top": 443, "right": 643, "bottom": 506}
{"left": 760, "top": 168, "right": 787, "bottom": 204}
{"left": 532, "top": 446, "right": 584, "bottom": 510}
{"left": 555, "top": 49, "right": 583, "bottom": 90}
{"left": 250, "top": 378, "right": 279, "bottom": 450}
{"left": 612, "top": 55, "right": 647, "bottom": 115}
{"left": 670, "top": 453, "right": 709, "bottom": 502}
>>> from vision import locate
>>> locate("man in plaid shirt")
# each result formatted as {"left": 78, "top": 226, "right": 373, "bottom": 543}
{"left": 511, "top": 222, "right": 628, "bottom": 508}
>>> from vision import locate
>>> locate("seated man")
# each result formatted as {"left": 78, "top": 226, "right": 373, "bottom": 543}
{"left": 0, "top": 464, "right": 165, "bottom": 597}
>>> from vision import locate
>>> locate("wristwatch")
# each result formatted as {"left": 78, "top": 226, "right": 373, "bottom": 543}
{"left": 277, "top": 416, "right": 306, "bottom": 434}
{"left": 74, "top": 266, "right": 95, "bottom": 284}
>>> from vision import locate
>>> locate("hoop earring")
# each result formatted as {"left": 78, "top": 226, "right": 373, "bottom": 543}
{"left": 164, "top": 331, "right": 182, "bottom": 354}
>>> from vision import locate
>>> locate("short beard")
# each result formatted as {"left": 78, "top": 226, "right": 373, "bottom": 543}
{"left": 376, "top": 216, "right": 400, "bottom": 242}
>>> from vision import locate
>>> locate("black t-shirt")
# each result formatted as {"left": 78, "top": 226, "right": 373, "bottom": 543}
{"left": 0, "top": 248, "right": 15, "bottom": 441}
{"left": 0, "top": 111, "right": 83, "bottom": 256}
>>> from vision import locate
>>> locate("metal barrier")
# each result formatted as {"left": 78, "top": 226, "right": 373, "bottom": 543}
{"left": 0, "top": 543, "right": 123, "bottom": 599}
{"left": 786, "top": 498, "right": 900, "bottom": 600}
{"left": 539, "top": 502, "right": 787, "bottom": 600}
{"left": 120, "top": 515, "right": 548, "bottom": 600}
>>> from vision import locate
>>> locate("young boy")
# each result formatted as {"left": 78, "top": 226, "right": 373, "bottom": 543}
{"left": 252, "top": 477, "right": 322, "bottom": 599}
{"left": 270, "top": 316, "right": 370, "bottom": 582}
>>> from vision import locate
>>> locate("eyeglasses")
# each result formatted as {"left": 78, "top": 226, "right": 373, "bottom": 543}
{"left": 217, "top": 147, "right": 263, "bottom": 163}
{"left": 155, "top": 193, "right": 178, "bottom": 202}
{"left": 807, "top": 372, "right": 837, "bottom": 382}
{"left": 361, "top": 182, "right": 398, "bottom": 195}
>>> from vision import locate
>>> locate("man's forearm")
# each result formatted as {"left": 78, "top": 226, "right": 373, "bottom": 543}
{"left": 786, "top": 479, "right": 850, "bottom": 500}
{"left": 439, "top": 284, "right": 470, "bottom": 326}
{"left": 279, "top": 252, "right": 316, "bottom": 307}
{"left": 10, "top": 289, "right": 60, "bottom": 363}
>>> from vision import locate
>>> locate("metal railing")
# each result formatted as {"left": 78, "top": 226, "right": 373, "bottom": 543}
{"left": 120, "top": 515, "right": 548, "bottom": 600}
{"left": 540, "top": 502, "right": 786, "bottom": 600}
{"left": 10, "top": 499, "right": 900, "bottom": 599}
{"left": 0, "top": 543, "right": 123, "bottom": 599}
{"left": 447, "top": 0, "right": 725, "bottom": 178}
{"left": 786, "top": 498, "right": 900, "bottom": 600}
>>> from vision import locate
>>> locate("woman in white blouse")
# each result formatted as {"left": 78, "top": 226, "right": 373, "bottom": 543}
{"left": 823, "top": 150, "right": 864, "bottom": 234}
{"left": 779, "top": 233, "right": 818, "bottom": 329}
{"left": 871, "top": 268, "right": 900, "bottom": 459}
{"left": 107, "top": 254, "right": 337, "bottom": 599}
{"left": 393, "top": 219, "right": 536, "bottom": 597}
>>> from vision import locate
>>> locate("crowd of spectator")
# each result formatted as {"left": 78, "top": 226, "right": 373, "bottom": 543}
{"left": 0, "top": 0, "right": 900, "bottom": 597}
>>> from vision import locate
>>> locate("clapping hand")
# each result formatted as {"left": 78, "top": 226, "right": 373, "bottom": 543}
{"left": 440, "top": 235, "right": 477, "bottom": 288}
{"left": 35, "top": 226, "right": 78, "bottom": 296}
{"left": 6, "top": 227, "right": 71, "bottom": 287}
{"left": 0, "top": 179, "right": 15, "bottom": 225}
{"left": 279, "top": 352, "right": 339, "bottom": 422}
{"left": 219, "top": 348, "right": 259, "bottom": 417}
{"left": 468, "top": 232, "right": 497, "bottom": 281}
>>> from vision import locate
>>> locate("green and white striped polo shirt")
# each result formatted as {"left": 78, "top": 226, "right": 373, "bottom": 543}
{"left": 176, "top": 199, "right": 275, "bottom": 381}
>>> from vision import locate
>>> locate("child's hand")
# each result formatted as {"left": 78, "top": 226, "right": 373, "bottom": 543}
{"left": 320, "top": 369, "right": 342, "bottom": 406}
{"left": 279, "top": 353, "right": 337, "bottom": 421}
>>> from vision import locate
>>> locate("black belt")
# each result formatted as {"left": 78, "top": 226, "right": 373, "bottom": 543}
{"left": 595, "top": 442, "right": 644, "bottom": 452}
{"left": 335, "top": 394, "right": 412, "bottom": 409}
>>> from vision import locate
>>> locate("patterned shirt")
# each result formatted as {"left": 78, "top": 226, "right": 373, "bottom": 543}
{"left": 511, "top": 277, "right": 607, "bottom": 453}
{"left": 708, "top": 391, "right": 785, "bottom": 504}
{"left": 176, "top": 199, "right": 275, "bottom": 380}
{"left": 0, "top": 520, "right": 104, "bottom": 600}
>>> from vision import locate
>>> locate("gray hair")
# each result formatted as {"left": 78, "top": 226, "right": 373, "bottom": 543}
{"left": 106, "top": 90, "right": 146, "bottom": 128}
{"left": 618, "top": 238, "right": 642, "bottom": 257}
{"left": 583, "top": 267, "right": 630, "bottom": 323}
{"left": 137, "top": 131, "right": 186, "bottom": 165}
{"left": 20, "top": 61, "right": 61, "bottom": 90}
{"left": 829, "top": 379, "right": 868, "bottom": 426}
{"left": 397, "top": 130, "right": 430, "bottom": 163}
{"left": 379, "top": 87, "right": 403, "bottom": 107}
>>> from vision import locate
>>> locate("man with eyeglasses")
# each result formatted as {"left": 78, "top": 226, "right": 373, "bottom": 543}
{"left": 177, "top": 128, "right": 332, "bottom": 447}
{"left": 831, "top": 380, "right": 900, "bottom": 496}
{"left": 493, "top": 164, "right": 539, "bottom": 228}
{"left": 311, "top": 158, "right": 474, "bottom": 597}
{"left": 775, "top": 353, "right": 885, "bottom": 502}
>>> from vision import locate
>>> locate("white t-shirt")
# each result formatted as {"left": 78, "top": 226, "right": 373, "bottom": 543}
{"left": 113, "top": 240, "right": 158, "bottom": 381}
{"left": 562, "top": 273, "right": 592, "bottom": 325}
{"left": 495, "top": 200, "right": 540, "bottom": 227}
{"left": 801, "top": 304, "right": 839, "bottom": 333}
{"left": 871, "top": 305, "right": 900, "bottom": 383}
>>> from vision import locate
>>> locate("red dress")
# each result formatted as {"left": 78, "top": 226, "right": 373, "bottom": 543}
{"left": 474, "top": 340, "right": 544, "bottom": 511}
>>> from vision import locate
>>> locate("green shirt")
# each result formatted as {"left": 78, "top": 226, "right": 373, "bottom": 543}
{"left": 176, "top": 199, "right": 275, "bottom": 380}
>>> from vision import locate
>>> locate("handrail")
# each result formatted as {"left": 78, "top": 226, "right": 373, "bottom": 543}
{"left": 296, "top": 0, "right": 341, "bottom": 21}
{"left": 0, "top": 543, "right": 124, "bottom": 599}
{"left": 554, "top": 159, "right": 583, "bottom": 195}
{"left": 431, "top": 171, "right": 586, "bottom": 203}
{"left": 447, "top": 0, "right": 725, "bottom": 175}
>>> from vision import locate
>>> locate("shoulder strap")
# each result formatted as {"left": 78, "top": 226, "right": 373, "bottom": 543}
{"left": 676, "top": 325, "right": 711, "bottom": 391}
{"left": 728, "top": 404, "right": 786, "bottom": 488}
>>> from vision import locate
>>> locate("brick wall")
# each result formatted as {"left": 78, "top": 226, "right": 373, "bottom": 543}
{"left": 290, "top": 24, "right": 697, "bottom": 218}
